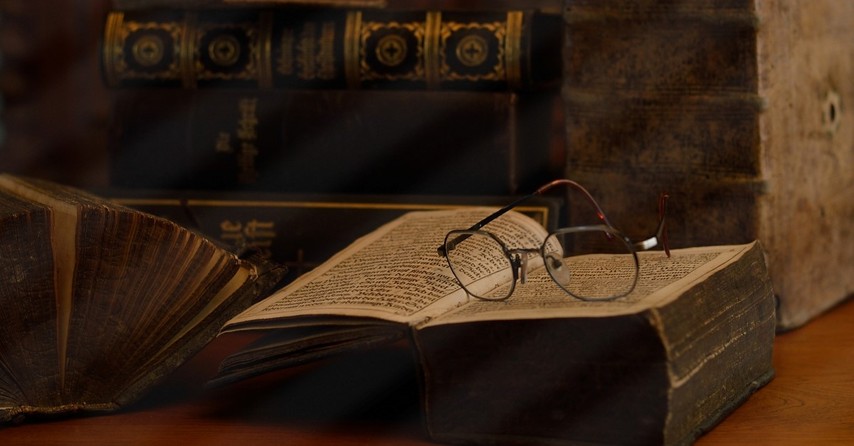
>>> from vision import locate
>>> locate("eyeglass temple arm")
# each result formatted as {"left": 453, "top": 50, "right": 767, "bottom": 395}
{"left": 437, "top": 195, "right": 530, "bottom": 257}
{"left": 632, "top": 193, "right": 671, "bottom": 257}
{"left": 437, "top": 179, "right": 614, "bottom": 257}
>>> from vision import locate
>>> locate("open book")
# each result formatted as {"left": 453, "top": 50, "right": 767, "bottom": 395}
{"left": 215, "top": 208, "right": 776, "bottom": 445}
{"left": 0, "top": 175, "right": 283, "bottom": 424}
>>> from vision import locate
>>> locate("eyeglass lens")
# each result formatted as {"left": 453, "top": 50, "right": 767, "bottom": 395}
{"left": 544, "top": 228, "right": 638, "bottom": 300}
{"left": 444, "top": 230, "right": 515, "bottom": 301}
{"left": 445, "top": 226, "right": 639, "bottom": 301}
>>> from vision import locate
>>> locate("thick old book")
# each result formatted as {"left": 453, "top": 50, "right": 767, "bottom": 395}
{"left": 0, "top": 174, "right": 283, "bottom": 424}
{"left": 211, "top": 207, "right": 776, "bottom": 445}
{"left": 101, "top": 7, "right": 561, "bottom": 91}
{"left": 107, "top": 88, "right": 560, "bottom": 195}
{"left": 562, "top": 0, "right": 854, "bottom": 329}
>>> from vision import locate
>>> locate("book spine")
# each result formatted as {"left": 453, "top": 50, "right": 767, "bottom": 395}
{"left": 562, "top": 1, "right": 764, "bottom": 248}
{"left": 107, "top": 88, "right": 560, "bottom": 195}
{"left": 101, "top": 7, "right": 561, "bottom": 91}
{"left": 103, "top": 191, "right": 561, "bottom": 281}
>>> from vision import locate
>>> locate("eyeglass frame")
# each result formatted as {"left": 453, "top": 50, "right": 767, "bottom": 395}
{"left": 437, "top": 179, "right": 670, "bottom": 302}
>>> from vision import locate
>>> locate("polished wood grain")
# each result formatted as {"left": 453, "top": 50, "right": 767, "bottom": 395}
{"left": 1, "top": 298, "right": 852, "bottom": 445}
{"left": 697, "top": 297, "right": 854, "bottom": 445}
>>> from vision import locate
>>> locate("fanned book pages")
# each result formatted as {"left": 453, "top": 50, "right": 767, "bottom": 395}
{"left": 0, "top": 175, "right": 283, "bottom": 424}
{"left": 213, "top": 208, "right": 776, "bottom": 445}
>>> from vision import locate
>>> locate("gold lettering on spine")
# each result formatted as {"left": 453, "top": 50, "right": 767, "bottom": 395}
{"left": 220, "top": 219, "right": 276, "bottom": 257}
{"left": 277, "top": 29, "right": 295, "bottom": 75}
{"left": 258, "top": 11, "right": 274, "bottom": 88}
{"left": 215, "top": 132, "right": 233, "bottom": 153}
{"left": 103, "top": 12, "right": 124, "bottom": 87}
{"left": 505, "top": 11, "right": 523, "bottom": 90}
{"left": 236, "top": 98, "right": 260, "bottom": 184}
{"left": 238, "top": 142, "right": 260, "bottom": 184}
{"left": 292, "top": 20, "right": 336, "bottom": 81}
{"left": 237, "top": 98, "right": 259, "bottom": 140}
{"left": 344, "top": 11, "right": 362, "bottom": 88}
{"left": 297, "top": 22, "right": 316, "bottom": 80}
{"left": 180, "top": 12, "right": 198, "bottom": 88}
{"left": 424, "top": 11, "right": 442, "bottom": 89}
{"left": 317, "top": 21, "right": 336, "bottom": 80}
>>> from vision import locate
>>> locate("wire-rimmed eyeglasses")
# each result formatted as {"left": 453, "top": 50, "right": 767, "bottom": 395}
{"left": 437, "top": 179, "right": 670, "bottom": 302}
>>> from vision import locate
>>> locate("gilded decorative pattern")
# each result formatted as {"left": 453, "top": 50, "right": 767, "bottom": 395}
{"left": 293, "top": 21, "right": 337, "bottom": 81}
{"left": 104, "top": 10, "right": 536, "bottom": 90}
{"left": 277, "top": 29, "right": 296, "bottom": 76}
{"left": 194, "top": 21, "right": 259, "bottom": 82}
{"left": 455, "top": 34, "right": 489, "bottom": 67}
{"left": 104, "top": 13, "right": 184, "bottom": 84}
{"left": 132, "top": 35, "right": 167, "bottom": 67}
{"left": 257, "top": 12, "right": 274, "bottom": 88}
{"left": 207, "top": 35, "right": 241, "bottom": 66}
{"left": 102, "top": 12, "right": 124, "bottom": 87}
{"left": 344, "top": 11, "right": 363, "bottom": 88}
{"left": 296, "top": 23, "right": 317, "bottom": 80}
{"left": 317, "top": 22, "right": 337, "bottom": 80}
{"left": 359, "top": 20, "right": 426, "bottom": 82}
{"left": 439, "top": 20, "right": 506, "bottom": 83}
{"left": 424, "top": 12, "right": 442, "bottom": 88}
{"left": 375, "top": 34, "right": 408, "bottom": 67}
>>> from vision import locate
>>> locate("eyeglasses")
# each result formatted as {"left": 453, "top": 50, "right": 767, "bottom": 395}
{"left": 437, "top": 179, "right": 670, "bottom": 302}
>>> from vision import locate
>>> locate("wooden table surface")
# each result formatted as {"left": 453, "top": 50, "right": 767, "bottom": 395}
{"left": 2, "top": 298, "right": 852, "bottom": 445}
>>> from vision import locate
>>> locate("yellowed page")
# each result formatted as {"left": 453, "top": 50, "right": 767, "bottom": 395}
{"left": 223, "top": 208, "right": 549, "bottom": 330}
{"left": 419, "top": 243, "right": 756, "bottom": 327}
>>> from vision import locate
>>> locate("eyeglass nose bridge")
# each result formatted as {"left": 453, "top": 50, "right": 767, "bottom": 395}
{"left": 508, "top": 248, "right": 540, "bottom": 285}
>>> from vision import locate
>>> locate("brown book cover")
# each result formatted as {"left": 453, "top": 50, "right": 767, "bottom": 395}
{"left": 107, "top": 88, "right": 560, "bottom": 196}
{"left": 562, "top": 0, "right": 853, "bottom": 329}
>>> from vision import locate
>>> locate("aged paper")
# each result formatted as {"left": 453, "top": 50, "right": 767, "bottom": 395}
{"left": 420, "top": 244, "right": 753, "bottom": 326}
{"left": 224, "top": 207, "right": 754, "bottom": 331}
{"left": 224, "top": 208, "right": 548, "bottom": 328}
